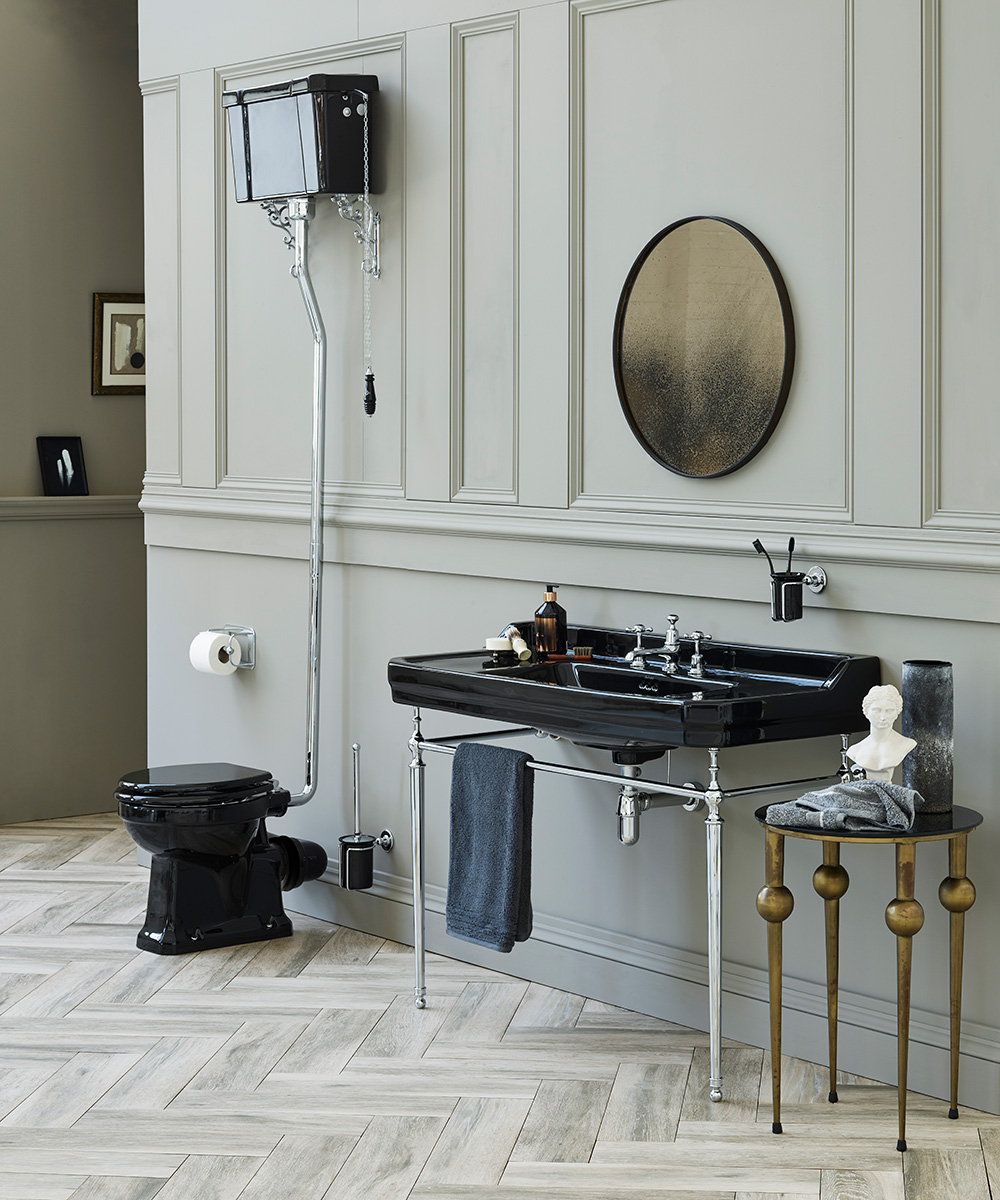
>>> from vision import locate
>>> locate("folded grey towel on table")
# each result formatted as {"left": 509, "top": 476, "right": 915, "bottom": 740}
{"left": 446, "top": 742, "right": 534, "bottom": 953}
{"left": 765, "top": 779, "right": 919, "bottom": 833}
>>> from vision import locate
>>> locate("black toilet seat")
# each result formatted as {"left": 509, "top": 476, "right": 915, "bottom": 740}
{"left": 117, "top": 762, "right": 287, "bottom": 825}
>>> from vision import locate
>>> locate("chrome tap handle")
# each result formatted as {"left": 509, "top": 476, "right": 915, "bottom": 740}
{"left": 684, "top": 630, "right": 712, "bottom": 677}
{"left": 625, "top": 624, "right": 653, "bottom": 669}
{"left": 658, "top": 615, "right": 681, "bottom": 674}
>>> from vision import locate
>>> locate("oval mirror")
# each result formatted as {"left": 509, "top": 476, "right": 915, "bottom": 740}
{"left": 613, "top": 216, "right": 794, "bottom": 478}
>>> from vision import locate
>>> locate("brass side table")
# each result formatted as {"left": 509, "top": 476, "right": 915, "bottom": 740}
{"left": 754, "top": 804, "right": 981, "bottom": 1152}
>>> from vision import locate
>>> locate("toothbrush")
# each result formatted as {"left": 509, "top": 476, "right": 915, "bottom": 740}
{"left": 753, "top": 539, "right": 776, "bottom": 574}
{"left": 785, "top": 536, "right": 795, "bottom": 574}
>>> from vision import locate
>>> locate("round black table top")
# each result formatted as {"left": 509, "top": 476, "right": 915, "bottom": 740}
{"left": 754, "top": 803, "right": 983, "bottom": 843}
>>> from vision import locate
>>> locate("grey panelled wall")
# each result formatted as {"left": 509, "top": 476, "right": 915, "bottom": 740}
{"left": 137, "top": 1, "right": 1000, "bottom": 1111}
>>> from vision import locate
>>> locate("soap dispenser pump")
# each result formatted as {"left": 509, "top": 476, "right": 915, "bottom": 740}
{"left": 535, "top": 584, "right": 567, "bottom": 656}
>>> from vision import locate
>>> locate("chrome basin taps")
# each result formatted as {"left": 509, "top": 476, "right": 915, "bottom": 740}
{"left": 685, "top": 630, "right": 712, "bottom": 678}
{"left": 626, "top": 619, "right": 710, "bottom": 677}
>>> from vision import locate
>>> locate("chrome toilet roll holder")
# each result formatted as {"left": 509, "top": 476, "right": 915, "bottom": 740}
{"left": 207, "top": 625, "right": 256, "bottom": 670}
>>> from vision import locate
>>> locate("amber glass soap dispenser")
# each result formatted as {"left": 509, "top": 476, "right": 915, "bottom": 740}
{"left": 535, "top": 584, "right": 567, "bottom": 656}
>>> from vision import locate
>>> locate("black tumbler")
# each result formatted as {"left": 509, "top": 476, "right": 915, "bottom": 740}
{"left": 770, "top": 572, "right": 805, "bottom": 622}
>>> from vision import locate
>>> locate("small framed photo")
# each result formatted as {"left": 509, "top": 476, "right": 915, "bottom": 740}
{"left": 92, "top": 292, "right": 145, "bottom": 395}
{"left": 37, "top": 436, "right": 89, "bottom": 496}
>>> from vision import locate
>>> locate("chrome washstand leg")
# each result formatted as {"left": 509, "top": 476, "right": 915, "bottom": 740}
{"left": 705, "top": 747, "right": 725, "bottom": 1102}
{"left": 409, "top": 708, "right": 427, "bottom": 1009}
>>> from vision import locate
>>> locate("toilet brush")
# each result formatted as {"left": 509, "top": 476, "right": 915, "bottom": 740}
{"left": 339, "top": 743, "right": 393, "bottom": 890}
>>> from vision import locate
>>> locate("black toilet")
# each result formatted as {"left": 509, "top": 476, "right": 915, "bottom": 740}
{"left": 117, "top": 762, "right": 327, "bottom": 955}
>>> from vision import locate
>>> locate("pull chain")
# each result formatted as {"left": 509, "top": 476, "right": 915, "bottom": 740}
{"left": 361, "top": 92, "right": 376, "bottom": 418}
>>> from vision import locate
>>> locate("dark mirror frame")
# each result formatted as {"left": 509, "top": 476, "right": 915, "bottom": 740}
{"left": 612, "top": 215, "right": 795, "bottom": 479}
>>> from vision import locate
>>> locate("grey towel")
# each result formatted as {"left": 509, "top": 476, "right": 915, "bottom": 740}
{"left": 446, "top": 742, "right": 533, "bottom": 953}
{"left": 765, "top": 779, "right": 919, "bottom": 833}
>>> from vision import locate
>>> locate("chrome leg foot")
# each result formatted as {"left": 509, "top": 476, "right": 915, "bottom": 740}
{"left": 710, "top": 1084, "right": 723, "bottom": 1102}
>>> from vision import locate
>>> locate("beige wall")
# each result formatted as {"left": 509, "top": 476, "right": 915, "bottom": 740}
{"left": 0, "top": 0, "right": 146, "bottom": 497}
{"left": 0, "top": 504, "right": 147, "bottom": 823}
{"left": 0, "top": 0, "right": 146, "bottom": 820}
{"left": 138, "top": 0, "right": 1000, "bottom": 1110}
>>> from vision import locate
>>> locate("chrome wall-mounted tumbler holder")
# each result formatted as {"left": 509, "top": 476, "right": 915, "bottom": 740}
{"left": 753, "top": 538, "right": 826, "bottom": 622}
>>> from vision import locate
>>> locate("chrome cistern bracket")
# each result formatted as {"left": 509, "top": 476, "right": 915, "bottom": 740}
{"left": 260, "top": 199, "right": 296, "bottom": 250}
{"left": 333, "top": 196, "right": 381, "bottom": 278}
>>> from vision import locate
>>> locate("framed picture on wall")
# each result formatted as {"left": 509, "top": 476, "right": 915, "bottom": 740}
{"left": 92, "top": 292, "right": 145, "bottom": 395}
{"left": 37, "top": 437, "right": 89, "bottom": 496}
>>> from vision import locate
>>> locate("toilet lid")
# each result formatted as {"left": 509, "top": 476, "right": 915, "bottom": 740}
{"left": 116, "top": 762, "right": 275, "bottom": 806}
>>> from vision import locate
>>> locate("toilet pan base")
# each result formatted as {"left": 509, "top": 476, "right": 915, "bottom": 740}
{"left": 136, "top": 837, "right": 293, "bottom": 955}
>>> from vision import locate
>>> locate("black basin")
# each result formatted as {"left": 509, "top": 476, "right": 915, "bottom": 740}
{"left": 388, "top": 623, "right": 881, "bottom": 752}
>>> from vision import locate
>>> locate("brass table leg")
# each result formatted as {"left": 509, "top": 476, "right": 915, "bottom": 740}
{"left": 939, "top": 833, "right": 976, "bottom": 1119}
{"left": 813, "top": 841, "right": 850, "bottom": 1103}
{"left": 757, "top": 826, "right": 794, "bottom": 1134}
{"left": 885, "top": 842, "right": 924, "bottom": 1152}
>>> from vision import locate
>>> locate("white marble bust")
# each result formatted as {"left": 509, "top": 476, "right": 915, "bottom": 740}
{"left": 846, "top": 684, "right": 917, "bottom": 783}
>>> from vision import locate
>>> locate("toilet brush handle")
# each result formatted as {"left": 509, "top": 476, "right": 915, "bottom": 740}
{"left": 352, "top": 743, "right": 362, "bottom": 836}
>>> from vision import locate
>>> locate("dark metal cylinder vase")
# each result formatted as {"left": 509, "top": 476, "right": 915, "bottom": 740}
{"left": 901, "top": 660, "right": 953, "bottom": 814}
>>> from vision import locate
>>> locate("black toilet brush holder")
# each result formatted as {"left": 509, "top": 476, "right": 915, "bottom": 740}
{"left": 340, "top": 833, "right": 377, "bottom": 891}
{"left": 339, "top": 743, "right": 393, "bottom": 891}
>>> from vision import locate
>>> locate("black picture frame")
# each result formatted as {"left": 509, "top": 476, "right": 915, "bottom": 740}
{"left": 37, "top": 436, "right": 89, "bottom": 496}
{"left": 92, "top": 292, "right": 145, "bottom": 395}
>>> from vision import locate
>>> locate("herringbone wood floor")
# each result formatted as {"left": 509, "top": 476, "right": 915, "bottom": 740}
{"left": 0, "top": 814, "right": 997, "bottom": 1199}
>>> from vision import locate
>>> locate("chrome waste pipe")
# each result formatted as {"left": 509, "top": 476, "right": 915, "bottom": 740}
{"left": 285, "top": 197, "right": 327, "bottom": 806}
{"left": 617, "top": 764, "right": 643, "bottom": 845}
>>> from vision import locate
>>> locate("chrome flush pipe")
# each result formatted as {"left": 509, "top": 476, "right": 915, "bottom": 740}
{"left": 286, "top": 197, "right": 327, "bottom": 806}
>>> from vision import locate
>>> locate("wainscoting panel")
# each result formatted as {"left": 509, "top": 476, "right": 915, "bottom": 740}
{"left": 573, "top": 0, "right": 851, "bottom": 520}
{"left": 403, "top": 23, "right": 453, "bottom": 502}
{"left": 141, "top": 78, "right": 182, "bottom": 483}
{"left": 928, "top": 0, "right": 1000, "bottom": 529}
{"left": 516, "top": 3, "right": 571, "bottom": 511}
{"left": 178, "top": 69, "right": 223, "bottom": 489}
{"left": 451, "top": 17, "right": 519, "bottom": 502}
{"left": 850, "top": 0, "right": 924, "bottom": 529}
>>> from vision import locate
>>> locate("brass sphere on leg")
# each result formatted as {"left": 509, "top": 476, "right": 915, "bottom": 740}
{"left": 885, "top": 897, "right": 924, "bottom": 939}
{"left": 756, "top": 885, "right": 794, "bottom": 924}
{"left": 813, "top": 862, "right": 850, "bottom": 901}
{"left": 939, "top": 875, "right": 975, "bottom": 914}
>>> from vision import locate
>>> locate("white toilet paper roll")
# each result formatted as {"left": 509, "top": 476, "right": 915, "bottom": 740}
{"left": 189, "top": 630, "right": 241, "bottom": 675}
